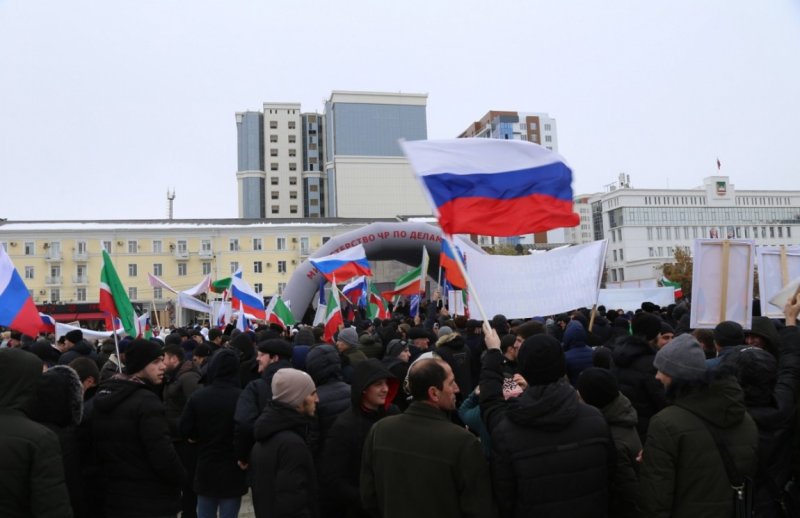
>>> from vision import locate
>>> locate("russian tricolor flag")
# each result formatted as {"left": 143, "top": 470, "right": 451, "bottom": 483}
{"left": 342, "top": 276, "right": 368, "bottom": 307}
{"left": 401, "top": 139, "right": 580, "bottom": 237}
{"left": 440, "top": 240, "right": 467, "bottom": 289}
{"left": 310, "top": 244, "right": 372, "bottom": 283}
{"left": 0, "top": 248, "right": 43, "bottom": 337}
{"left": 230, "top": 275, "right": 266, "bottom": 321}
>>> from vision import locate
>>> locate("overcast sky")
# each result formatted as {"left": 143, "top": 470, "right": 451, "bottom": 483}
{"left": 2, "top": 0, "right": 798, "bottom": 221}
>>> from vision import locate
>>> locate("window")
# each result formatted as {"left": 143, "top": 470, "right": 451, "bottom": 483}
{"left": 178, "top": 263, "right": 187, "bottom": 276}
{"left": 25, "top": 266, "right": 34, "bottom": 279}
{"left": 24, "top": 241, "right": 34, "bottom": 255}
{"left": 271, "top": 177, "right": 279, "bottom": 185}
{"left": 76, "top": 240, "right": 87, "bottom": 254}
{"left": 649, "top": 247, "right": 655, "bottom": 258}
{"left": 202, "top": 262, "right": 211, "bottom": 275}
{"left": 128, "top": 240, "right": 137, "bottom": 253}
{"left": 611, "top": 269, "right": 618, "bottom": 282}
{"left": 277, "top": 237, "right": 286, "bottom": 250}
{"left": 254, "top": 283, "right": 263, "bottom": 293}
{"left": 128, "top": 287, "right": 137, "bottom": 300}
{"left": 310, "top": 199, "right": 319, "bottom": 206}
{"left": 289, "top": 177, "right": 297, "bottom": 185}
{"left": 278, "top": 260, "right": 287, "bottom": 273}
{"left": 289, "top": 149, "right": 296, "bottom": 157}
{"left": 229, "top": 238, "right": 240, "bottom": 252}
{"left": 665, "top": 227, "right": 672, "bottom": 240}
{"left": 322, "top": 236, "right": 330, "bottom": 245}
{"left": 613, "top": 250, "right": 618, "bottom": 261}
{"left": 310, "top": 184, "right": 319, "bottom": 192}
{"left": 271, "top": 163, "right": 279, "bottom": 171}
{"left": 647, "top": 227, "right": 653, "bottom": 240}
{"left": 128, "top": 264, "right": 137, "bottom": 277}
{"left": 619, "top": 269, "right": 625, "bottom": 281}
{"left": 544, "top": 123, "right": 552, "bottom": 131}
{"left": 153, "top": 287, "right": 162, "bottom": 300}
{"left": 77, "top": 288, "right": 86, "bottom": 302}
{"left": 288, "top": 135, "right": 296, "bottom": 143}
{"left": 619, "top": 249, "right": 624, "bottom": 261}
{"left": 290, "top": 205, "right": 298, "bottom": 214}
{"left": 230, "top": 262, "right": 239, "bottom": 274}
{"left": 177, "top": 240, "right": 188, "bottom": 253}
{"left": 271, "top": 191, "right": 279, "bottom": 200}
{"left": 51, "top": 289, "right": 60, "bottom": 302}
{"left": 270, "top": 149, "right": 278, "bottom": 157}
{"left": 289, "top": 163, "right": 297, "bottom": 171}
{"left": 254, "top": 261, "right": 263, "bottom": 273}
{"left": 658, "top": 247, "right": 664, "bottom": 256}
{"left": 656, "top": 227, "right": 663, "bottom": 240}
{"left": 288, "top": 121, "right": 296, "bottom": 129}
{"left": 253, "top": 238, "right": 262, "bottom": 251}
{"left": 544, "top": 135, "right": 552, "bottom": 143}
{"left": 152, "top": 240, "right": 162, "bottom": 253}
{"left": 770, "top": 227, "right": 775, "bottom": 238}
{"left": 102, "top": 240, "right": 112, "bottom": 252}
{"left": 270, "top": 134, "right": 278, "bottom": 143}
{"left": 278, "top": 282, "right": 286, "bottom": 295}
{"left": 300, "top": 237, "right": 309, "bottom": 255}
{"left": 271, "top": 206, "right": 279, "bottom": 214}
{"left": 153, "top": 263, "right": 162, "bottom": 276}
{"left": 269, "top": 120, "right": 278, "bottom": 129}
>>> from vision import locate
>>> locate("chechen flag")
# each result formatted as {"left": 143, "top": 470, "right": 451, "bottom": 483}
{"left": 323, "top": 284, "right": 343, "bottom": 345}
{"left": 310, "top": 244, "right": 372, "bottom": 283}
{"left": 0, "top": 247, "right": 43, "bottom": 337}
{"left": 401, "top": 139, "right": 580, "bottom": 237}
{"left": 100, "top": 250, "right": 138, "bottom": 337}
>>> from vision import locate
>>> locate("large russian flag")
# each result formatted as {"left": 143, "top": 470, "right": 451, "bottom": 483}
{"left": 230, "top": 275, "right": 266, "bottom": 321}
{"left": 310, "top": 244, "right": 372, "bottom": 282}
{"left": 440, "top": 240, "right": 467, "bottom": 289}
{"left": 401, "top": 139, "right": 580, "bottom": 237}
{"left": 0, "top": 248, "right": 43, "bottom": 337}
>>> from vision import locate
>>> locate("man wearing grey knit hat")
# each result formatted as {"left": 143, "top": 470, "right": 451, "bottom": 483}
{"left": 249, "top": 368, "right": 319, "bottom": 517}
{"left": 653, "top": 333, "right": 708, "bottom": 387}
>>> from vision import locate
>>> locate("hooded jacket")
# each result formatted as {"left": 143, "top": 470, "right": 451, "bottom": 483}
{"left": 563, "top": 321, "right": 594, "bottom": 386}
{"left": 92, "top": 375, "right": 186, "bottom": 517}
{"left": 480, "top": 348, "right": 614, "bottom": 518}
{"left": 163, "top": 359, "right": 201, "bottom": 438}
{"left": 250, "top": 400, "right": 319, "bottom": 518}
{"left": 178, "top": 349, "right": 247, "bottom": 498}
{"left": 58, "top": 339, "right": 98, "bottom": 366}
{"left": 318, "top": 359, "right": 399, "bottom": 518}
{"left": 436, "top": 333, "right": 474, "bottom": 397}
{"left": 306, "top": 344, "right": 351, "bottom": 442}
{"left": 638, "top": 375, "right": 759, "bottom": 518}
{"left": 611, "top": 335, "right": 667, "bottom": 442}
{"left": 0, "top": 349, "right": 72, "bottom": 518}
{"left": 598, "top": 393, "right": 641, "bottom": 518}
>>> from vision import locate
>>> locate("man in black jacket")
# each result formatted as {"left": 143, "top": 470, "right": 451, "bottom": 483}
{"left": 250, "top": 368, "right": 319, "bottom": 517}
{"left": 481, "top": 324, "right": 615, "bottom": 518}
{"left": 92, "top": 338, "right": 186, "bottom": 518}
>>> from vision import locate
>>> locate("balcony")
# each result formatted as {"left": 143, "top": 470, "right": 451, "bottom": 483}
{"left": 199, "top": 249, "right": 213, "bottom": 258}
{"left": 174, "top": 250, "right": 189, "bottom": 260}
{"left": 44, "top": 250, "right": 63, "bottom": 262}
{"left": 300, "top": 247, "right": 310, "bottom": 257}
{"left": 45, "top": 276, "right": 62, "bottom": 285}
{"left": 72, "top": 251, "right": 89, "bottom": 261}
{"left": 72, "top": 275, "right": 89, "bottom": 285}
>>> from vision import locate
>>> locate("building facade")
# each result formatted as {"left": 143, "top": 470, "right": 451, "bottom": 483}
{"left": 591, "top": 175, "right": 800, "bottom": 283}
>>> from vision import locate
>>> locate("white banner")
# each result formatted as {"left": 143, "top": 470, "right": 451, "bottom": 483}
{"left": 690, "top": 239, "right": 755, "bottom": 329}
{"left": 598, "top": 287, "right": 675, "bottom": 312}
{"left": 55, "top": 322, "right": 124, "bottom": 341}
{"left": 463, "top": 240, "right": 607, "bottom": 319}
{"left": 178, "top": 292, "right": 212, "bottom": 314}
{"left": 182, "top": 275, "right": 211, "bottom": 297}
{"left": 447, "top": 290, "right": 466, "bottom": 316}
{"left": 605, "top": 279, "right": 659, "bottom": 289}
{"left": 756, "top": 246, "right": 800, "bottom": 318}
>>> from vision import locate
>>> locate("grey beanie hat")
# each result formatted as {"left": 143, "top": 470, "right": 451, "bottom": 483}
{"left": 337, "top": 327, "right": 359, "bottom": 348}
{"left": 271, "top": 368, "right": 316, "bottom": 408}
{"left": 653, "top": 333, "right": 707, "bottom": 381}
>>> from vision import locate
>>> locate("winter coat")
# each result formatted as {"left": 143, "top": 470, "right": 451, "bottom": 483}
{"left": 361, "top": 401, "right": 495, "bottom": 518}
{"left": 305, "top": 345, "right": 351, "bottom": 445}
{"left": 563, "top": 321, "right": 594, "bottom": 386}
{"left": 178, "top": 349, "right": 247, "bottom": 499}
{"left": 637, "top": 375, "right": 759, "bottom": 518}
{"left": 29, "top": 365, "right": 86, "bottom": 518}
{"left": 100, "top": 354, "right": 123, "bottom": 382}
{"left": 92, "top": 375, "right": 186, "bottom": 517}
{"left": 599, "top": 393, "right": 641, "bottom": 518}
{"left": 480, "top": 349, "right": 614, "bottom": 518}
{"left": 58, "top": 339, "right": 98, "bottom": 366}
{"left": 233, "top": 358, "right": 292, "bottom": 463}
{"left": 340, "top": 347, "right": 368, "bottom": 384}
{"left": 381, "top": 355, "right": 410, "bottom": 410}
{"left": 0, "top": 349, "right": 72, "bottom": 518}
{"left": 611, "top": 335, "right": 667, "bottom": 442}
{"left": 319, "top": 359, "right": 399, "bottom": 518}
{"left": 250, "top": 400, "right": 318, "bottom": 518}
{"left": 163, "top": 359, "right": 201, "bottom": 438}
{"left": 436, "top": 333, "right": 475, "bottom": 397}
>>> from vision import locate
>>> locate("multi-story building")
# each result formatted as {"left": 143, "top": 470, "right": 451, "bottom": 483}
{"left": 458, "top": 109, "right": 566, "bottom": 247}
{"left": 0, "top": 218, "right": 384, "bottom": 324}
{"left": 323, "top": 90, "right": 430, "bottom": 218}
{"left": 590, "top": 175, "right": 800, "bottom": 283}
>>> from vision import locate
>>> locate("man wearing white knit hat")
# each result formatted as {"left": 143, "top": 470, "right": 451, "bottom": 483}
{"left": 249, "top": 368, "right": 319, "bottom": 517}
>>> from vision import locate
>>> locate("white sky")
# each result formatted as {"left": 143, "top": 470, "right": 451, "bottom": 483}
{"left": 2, "top": 0, "right": 799, "bottom": 221}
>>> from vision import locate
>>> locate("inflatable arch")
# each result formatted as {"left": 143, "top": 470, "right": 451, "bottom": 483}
{"left": 283, "top": 221, "right": 485, "bottom": 321}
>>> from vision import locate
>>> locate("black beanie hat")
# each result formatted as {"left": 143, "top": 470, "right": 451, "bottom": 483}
{"left": 714, "top": 320, "right": 745, "bottom": 348}
{"left": 65, "top": 329, "right": 83, "bottom": 344}
{"left": 517, "top": 334, "right": 565, "bottom": 386}
{"left": 124, "top": 339, "right": 163, "bottom": 375}
{"left": 577, "top": 367, "right": 619, "bottom": 408}
{"left": 631, "top": 313, "right": 662, "bottom": 341}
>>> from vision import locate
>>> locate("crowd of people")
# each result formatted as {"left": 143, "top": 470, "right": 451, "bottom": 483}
{"left": 2, "top": 292, "right": 800, "bottom": 518}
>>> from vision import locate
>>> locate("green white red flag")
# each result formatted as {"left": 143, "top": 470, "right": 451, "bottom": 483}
{"left": 99, "top": 250, "right": 137, "bottom": 337}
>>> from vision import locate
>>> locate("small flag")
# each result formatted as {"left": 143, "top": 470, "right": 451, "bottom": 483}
{"left": 230, "top": 274, "right": 266, "bottom": 320}
{"left": 268, "top": 297, "right": 297, "bottom": 329}
{"left": 382, "top": 247, "right": 429, "bottom": 300}
{"left": 342, "top": 276, "right": 368, "bottom": 307}
{"left": 401, "top": 138, "right": 579, "bottom": 237}
{"left": 0, "top": 248, "right": 42, "bottom": 337}
{"left": 310, "top": 244, "right": 372, "bottom": 283}
{"left": 440, "top": 240, "right": 466, "bottom": 289}
{"left": 366, "top": 282, "right": 390, "bottom": 320}
{"left": 323, "top": 282, "right": 343, "bottom": 344}
{"left": 409, "top": 294, "right": 420, "bottom": 318}
{"left": 100, "top": 250, "right": 137, "bottom": 337}
{"left": 660, "top": 276, "right": 683, "bottom": 299}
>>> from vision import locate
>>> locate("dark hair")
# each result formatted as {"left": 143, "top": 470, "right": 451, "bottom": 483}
{"left": 69, "top": 357, "right": 100, "bottom": 383}
{"left": 500, "top": 334, "right": 517, "bottom": 354}
{"left": 407, "top": 358, "right": 448, "bottom": 402}
{"left": 208, "top": 328, "right": 222, "bottom": 341}
{"left": 163, "top": 343, "right": 184, "bottom": 359}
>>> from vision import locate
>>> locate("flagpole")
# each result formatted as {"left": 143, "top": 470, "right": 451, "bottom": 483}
{"left": 151, "top": 300, "right": 161, "bottom": 330}
{"left": 443, "top": 234, "right": 490, "bottom": 324}
{"left": 109, "top": 315, "right": 122, "bottom": 373}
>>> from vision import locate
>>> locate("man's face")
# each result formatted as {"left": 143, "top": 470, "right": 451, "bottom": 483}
{"left": 656, "top": 332, "right": 674, "bottom": 349}
{"left": 745, "top": 334, "right": 766, "bottom": 349}
{"left": 164, "top": 353, "right": 182, "bottom": 372}
{"left": 256, "top": 351, "right": 273, "bottom": 373}
{"left": 139, "top": 356, "right": 166, "bottom": 385}
{"left": 398, "top": 348, "right": 411, "bottom": 363}
{"left": 362, "top": 379, "right": 389, "bottom": 410}
{"left": 413, "top": 337, "right": 429, "bottom": 350}
{"left": 433, "top": 362, "right": 459, "bottom": 412}
{"left": 335, "top": 340, "right": 348, "bottom": 353}
{"left": 192, "top": 355, "right": 206, "bottom": 368}
{"left": 298, "top": 389, "right": 319, "bottom": 416}
{"left": 655, "top": 370, "right": 672, "bottom": 388}
{"left": 192, "top": 334, "right": 203, "bottom": 344}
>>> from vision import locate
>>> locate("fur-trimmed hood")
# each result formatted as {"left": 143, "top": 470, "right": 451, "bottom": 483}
{"left": 29, "top": 365, "right": 84, "bottom": 427}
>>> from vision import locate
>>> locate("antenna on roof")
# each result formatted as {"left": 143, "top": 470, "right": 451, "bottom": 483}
{"left": 167, "top": 189, "right": 176, "bottom": 220}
